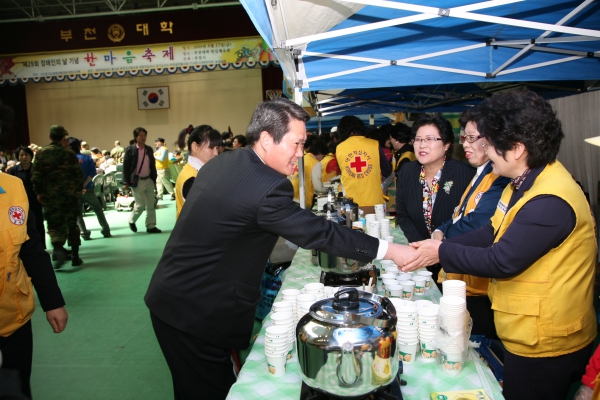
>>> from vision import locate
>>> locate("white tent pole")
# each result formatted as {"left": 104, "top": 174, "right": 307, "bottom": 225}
{"left": 491, "top": 0, "right": 595, "bottom": 76}
{"left": 295, "top": 87, "right": 306, "bottom": 209}
{"left": 283, "top": 0, "right": 520, "bottom": 47}
{"left": 500, "top": 44, "right": 599, "bottom": 58}
{"left": 491, "top": 36, "right": 600, "bottom": 45}
{"left": 497, "top": 56, "right": 582, "bottom": 75}
{"left": 264, "top": 0, "right": 281, "bottom": 49}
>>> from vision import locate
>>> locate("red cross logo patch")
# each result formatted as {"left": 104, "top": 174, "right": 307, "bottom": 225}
{"left": 9, "top": 206, "right": 26, "bottom": 225}
{"left": 350, "top": 156, "right": 368, "bottom": 173}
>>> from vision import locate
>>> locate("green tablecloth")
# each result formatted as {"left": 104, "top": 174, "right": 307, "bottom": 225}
{"left": 227, "top": 229, "right": 505, "bottom": 400}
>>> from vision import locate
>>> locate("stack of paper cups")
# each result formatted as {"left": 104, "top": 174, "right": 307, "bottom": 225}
{"left": 380, "top": 218, "right": 391, "bottom": 237}
{"left": 366, "top": 220, "right": 381, "bottom": 238}
{"left": 436, "top": 295, "right": 468, "bottom": 376}
{"left": 265, "top": 325, "right": 294, "bottom": 377}
{"left": 395, "top": 303, "right": 419, "bottom": 364}
{"left": 295, "top": 293, "right": 317, "bottom": 324}
{"left": 417, "top": 306, "right": 439, "bottom": 362}
{"left": 442, "top": 280, "right": 467, "bottom": 299}
{"left": 374, "top": 204, "right": 386, "bottom": 221}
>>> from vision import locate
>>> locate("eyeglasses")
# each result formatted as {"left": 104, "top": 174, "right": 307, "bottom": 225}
{"left": 459, "top": 134, "right": 483, "bottom": 144}
{"left": 410, "top": 137, "right": 443, "bottom": 145}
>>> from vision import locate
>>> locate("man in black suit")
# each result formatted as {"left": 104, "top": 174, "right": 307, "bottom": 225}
{"left": 145, "top": 98, "right": 415, "bottom": 399}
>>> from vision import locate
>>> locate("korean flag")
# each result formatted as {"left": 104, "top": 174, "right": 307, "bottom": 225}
{"left": 137, "top": 86, "right": 170, "bottom": 110}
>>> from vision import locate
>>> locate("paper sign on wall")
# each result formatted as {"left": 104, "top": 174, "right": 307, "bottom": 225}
{"left": 137, "top": 86, "right": 169, "bottom": 110}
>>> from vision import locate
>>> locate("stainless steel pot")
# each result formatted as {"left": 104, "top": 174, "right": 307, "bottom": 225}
{"left": 296, "top": 288, "right": 398, "bottom": 398}
{"left": 318, "top": 250, "right": 373, "bottom": 275}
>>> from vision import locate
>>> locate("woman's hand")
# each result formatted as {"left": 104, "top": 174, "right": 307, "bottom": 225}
{"left": 402, "top": 239, "right": 442, "bottom": 272}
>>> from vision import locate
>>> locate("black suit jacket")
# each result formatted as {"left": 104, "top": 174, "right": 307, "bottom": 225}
{"left": 121, "top": 144, "right": 157, "bottom": 185}
{"left": 395, "top": 158, "right": 475, "bottom": 243}
{"left": 145, "top": 147, "right": 380, "bottom": 349}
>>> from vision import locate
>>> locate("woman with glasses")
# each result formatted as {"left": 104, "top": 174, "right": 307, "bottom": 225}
{"left": 403, "top": 90, "right": 596, "bottom": 400}
{"left": 395, "top": 114, "right": 475, "bottom": 284}
{"left": 432, "top": 109, "right": 510, "bottom": 339}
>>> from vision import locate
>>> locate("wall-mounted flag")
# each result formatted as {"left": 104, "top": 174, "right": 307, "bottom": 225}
{"left": 137, "top": 86, "right": 170, "bottom": 110}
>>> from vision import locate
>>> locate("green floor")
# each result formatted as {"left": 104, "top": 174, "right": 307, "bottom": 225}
{"left": 30, "top": 199, "right": 178, "bottom": 400}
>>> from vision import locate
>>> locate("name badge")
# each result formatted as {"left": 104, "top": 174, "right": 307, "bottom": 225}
{"left": 496, "top": 199, "right": 507, "bottom": 215}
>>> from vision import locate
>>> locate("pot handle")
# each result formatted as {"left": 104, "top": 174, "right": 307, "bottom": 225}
{"left": 337, "top": 341, "right": 362, "bottom": 387}
{"left": 333, "top": 287, "right": 360, "bottom": 311}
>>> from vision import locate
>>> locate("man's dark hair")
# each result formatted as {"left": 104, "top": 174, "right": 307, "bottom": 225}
{"left": 188, "top": 127, "right": 221, "bottom": 152}
{"left": 373, "top": 124, "right": 394, "bottom": 147}
{"left": 411, "top": 114, "right": 455, "bottom": 157}
{"left": 337, "top": 116, "right": 365, "bottom": 142}
{"left": 308, "top": 138, "right": 328, "bottom": 156}
{"left": 49, "top": 125, "right": 68, "bottom": 142}
{"left": 390, "top": 123, "right": 413, "bottom": 144}
{"left": 16, "top": 146, "right": 33, "bottom": 158}
{"left": 246, "top": 97, "right": 310, "bottom": 146}
{"left": 133, "top": 127, "right": 147, "bottom": 139}
{"left": 68, "top": 138, "right": 82, "bottom": 153}
{"left": 232, "top": 135, "right": 247, "bottom": 147}
{"left": 476, "top": 90, "right": 563, "bottom": 169}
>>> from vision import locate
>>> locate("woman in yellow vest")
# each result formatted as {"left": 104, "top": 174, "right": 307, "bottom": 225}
{"left": 335, "top": 116, "right": 391, "bottom": 213}
{"left": 175, "top": 126, "right": 221, "bottom": 219}
{"left": 290, "top": 137, "right": 328, "bottom": 209}
{"left": 403, "top": 90, "right": 596, "bottom": 400}
{"left": 385, "top": 123, "right": 415, "bottom": 213}
{"left": 432, "top": 109, "right": 510, "bottom": 339}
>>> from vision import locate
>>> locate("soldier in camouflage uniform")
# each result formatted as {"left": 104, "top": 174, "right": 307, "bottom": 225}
{"left": 32, "top": 125, "right": 84, "bottom": 268}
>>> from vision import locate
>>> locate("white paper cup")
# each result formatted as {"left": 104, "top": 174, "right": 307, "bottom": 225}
{"left": 304, "top": 283, "right": 325, "bottom": 292}
{"left": 382, "top": 279, "right": 398, "bottom": 289}
{"left": 384, "top": 235, "right": 394, "bottom": 243}
{"left": 385, "top": 283, "right": 404, "bottom": 298}
{"left": 365, "top": 214, "right": 377, "bottom": 221}
{"left": 417, "top": 271, "right": 433, "bottom": 288}
{"left": 401, "top": 281, "right": 415, "bottom": 300}
{"left": 397, "top": 342, "right": 418, "bottom": 364}
{"left": 412, "top": 276, "right": 428, "bottom": 296}
{"left": 281, "top": 288, "right": 301, "bottom": 297}
{"left": 420, "top": 340, "right": 437, "bottom": 361}
{"left": 380, "top": 273, "right": 397, "bottom": 280}
{"left": 414, "top": 300, "right": 433, "bottom": 309}
{"left": 380, "top": 260, "right": 394, "bottom": 266}
{"left": 418, "top": 307, "right": 439, "bottom": 317}
{"left": 389, "top": 298, "right": 407, "bottom": 311}
{"left": 266, "top": 354, "right": 287, "bottom": 377}
{"left": 266, "top": 325, "right": 290, "bottom": 338}
{"left": 396, "top": 273, "right": 413, "bottom": 281}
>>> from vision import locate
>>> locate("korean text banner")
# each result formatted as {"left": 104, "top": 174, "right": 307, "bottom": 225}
{"left": 0, "top": 37, "right": 273, "bottom": 80}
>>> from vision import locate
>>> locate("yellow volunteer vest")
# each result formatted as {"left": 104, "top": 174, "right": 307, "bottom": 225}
{"left": 440, "top": 171, "right": 501, "bottom": 296}
{"left": 0, "top": 174, "right": 36, "bottom": 337}
{"left": 336, "top": 136, "right": 384, "bottom": 207}
{"left": 155, "top": 146, "right": 171, "bottom": 170}
{"left": 290, "top": 153, "right": 318, "bottom": 208}
{"left": 489, "top": 161, "right": 596, "bottom": 357}
{"left": 388, "top": 150, "right": 416, "bottom": 212}
{"left": 321, "top": 153, "right": 338, "bottom": 183}
{"left": 175, "top": 163, "right": 199, "bottom": 219}
{"left": 394, "top": 150, "right": 416, "bottom": 171}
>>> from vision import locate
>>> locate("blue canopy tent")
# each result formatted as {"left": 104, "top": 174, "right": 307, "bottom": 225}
{"left": 241, "top": 0, "right": 600, "bottom": 93}
{"left": 306, "top": 113, "right": 394, "bottom": 131}
{"left": 240, "top": 0, "right": 600, "bottom": 207}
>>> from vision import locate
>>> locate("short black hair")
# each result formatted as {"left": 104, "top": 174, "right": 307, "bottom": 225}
{"left": 188, "top": 127, "right": 221, "bottom": 152}
{"left": 337, "top": 116, "right": 365, "bottom": 142}
{"left": 308, "top": 138, "right": 328, "bottom": 156}
{"left": 476, "top": 90, "right": 563, "bottom": 169}
{"left": 373, "top": 124, "right": 394, "bottom": 147}
{"left": 458, "top": 108, "right": 478, "bottom": 129}
{"left": 411, "top": 114, "right": 454, "bottom": 157}
{"left": 133, "top": 127, "right": 147, "bottom": 139}
{"left": 16, "top": 146, "right": 33, "bottom": 158}
{"left": 390, "top": 123, "right": 412, "bottom": 144}
{"left": 232, "top": 135, "right": 247, "bottom": 147}
{"left": 246, "top": 97, "right": 309, "bottom": 146}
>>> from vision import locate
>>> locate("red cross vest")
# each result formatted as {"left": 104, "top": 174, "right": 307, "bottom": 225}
{"left": 336, "top": 136, "right": 384, "bottom": 207}
{"left": 0, "top": 174, "right": 36, "bottom": 337}
{"left": 320, "top": 153, "right": 338, "bottom": 183}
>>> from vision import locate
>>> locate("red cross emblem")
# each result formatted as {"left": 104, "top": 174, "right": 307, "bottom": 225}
{"left": 350, "top": 156, "right": 367, "bottom": 172}
{"left": 8, "top": 206, "right": 26, "bottom": 225}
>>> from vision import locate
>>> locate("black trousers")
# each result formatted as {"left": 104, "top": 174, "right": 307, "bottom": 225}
{"left": 466, "top": 295, "right": 498, "bottom": 340}
{"left": 0, "top": 320, "right": 33, "bottom": 399}
{"left": 503, "top": 342, "right": 593, "bottom": 400}
{"left": 150, "top": 312, "right": 236, "bottom": 400}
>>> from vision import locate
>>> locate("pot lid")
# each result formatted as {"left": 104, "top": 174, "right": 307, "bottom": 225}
{"left": 310, "top": 287, "right": 385, "bottom": 326}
